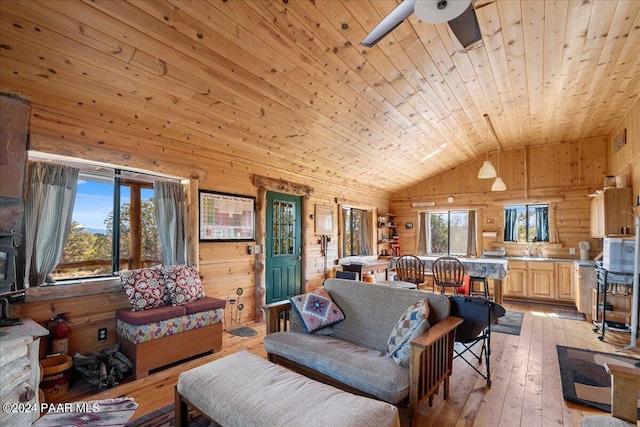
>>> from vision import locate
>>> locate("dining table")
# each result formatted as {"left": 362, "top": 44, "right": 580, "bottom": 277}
{"left": 390, "top": 256, "right": 510, "bottom": 305}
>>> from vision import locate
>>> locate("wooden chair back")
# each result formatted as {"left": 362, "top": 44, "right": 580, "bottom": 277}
{"left": 432, "top": 257, "right": 465, "bottom": 294}
{"left": 395, "top": 255, "right": 426, "bottom": 286}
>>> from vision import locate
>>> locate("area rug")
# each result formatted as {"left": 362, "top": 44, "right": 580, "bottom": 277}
{"left": 228, "top": 326, "right": 257, "bottom": 337}
{"left": 557, "top": 345, "right": 640, "bottom": 417}
{"left": 125, "top": 403, "right": 213, "bottom": 427}
{"left": 34, "top": 397, "right": 138, "bottom": 426}
{"left": 492, "top": 310, "right": 523, "bottom": 336}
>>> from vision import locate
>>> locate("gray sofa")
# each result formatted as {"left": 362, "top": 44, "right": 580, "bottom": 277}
{"left": 263, "top": 279, "right": 462, "bottom": 426}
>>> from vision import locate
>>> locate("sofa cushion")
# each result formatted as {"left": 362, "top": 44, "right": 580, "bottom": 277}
{"left": 290, "top": 289, "right": 345, "bottom": 333}
{"left": 182, "top": 296, "right": 226, "bottom": 315}
{"left": 322, "top": 279, "right": 450, "bottom": 352}
{"left": 263, "top": 332, "right": 409, "bottom": 404}
{"left": 118, "top": 266, "right": 170, "bottom": 311}
{"left": 290, "top": 313, "right": 335, "bottom": 336}
{"left": 178, "top": 350, "right": 400, "bottom": 427}
{"left": 116, "top": 305, "right": 185, "bottom": 325}
{"left": 163, "top": 265, "right": 205, "bottom": 305}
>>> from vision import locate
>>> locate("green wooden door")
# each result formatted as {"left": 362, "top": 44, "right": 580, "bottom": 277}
{"left": 265, "top": 192, "right": 302, "bottom": 304}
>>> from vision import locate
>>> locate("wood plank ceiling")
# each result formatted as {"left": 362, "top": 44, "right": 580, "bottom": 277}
{"left": 1, "top": 0, "right": 639, "bottom": 194}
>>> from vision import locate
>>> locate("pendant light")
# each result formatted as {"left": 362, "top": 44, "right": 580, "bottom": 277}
{"left": 477, "top": 152, "right": 497, "bottom": 179}
{"left": 491, "top": 148, "right": 506, "bottom": 192}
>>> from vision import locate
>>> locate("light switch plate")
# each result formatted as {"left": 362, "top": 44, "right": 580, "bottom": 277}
{"left": 569, "top": 248, "right": 576, "bottom": 255}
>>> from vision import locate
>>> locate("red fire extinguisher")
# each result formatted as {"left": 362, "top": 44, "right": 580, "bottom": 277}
{"left": 47, "top": 313, "right": 70, "bottom": 355}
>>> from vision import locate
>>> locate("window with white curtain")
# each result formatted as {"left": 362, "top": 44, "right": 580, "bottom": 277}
{"left": 28, "top": 153, "right": 178, "bottom": 281}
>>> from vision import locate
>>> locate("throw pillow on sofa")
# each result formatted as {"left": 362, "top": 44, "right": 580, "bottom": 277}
{"left": 387, "top": 299, "right": 431, "bottom": 367}
{"left": 290, "top": 288, "right": 345, "bottom": 333}
{"left": 163, "top": 265, "right": 206, "bottom": 305}
{"left": 118, "top": 266, "right": 170, "bottom": 311}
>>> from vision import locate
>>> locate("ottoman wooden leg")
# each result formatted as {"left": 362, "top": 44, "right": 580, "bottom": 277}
{"left": 175, "top": 388, "right": 189, "bottom": 427}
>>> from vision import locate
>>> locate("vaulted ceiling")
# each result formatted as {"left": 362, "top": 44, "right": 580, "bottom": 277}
{"left": 1, "top": 0, "right": 639, "bottom": 194}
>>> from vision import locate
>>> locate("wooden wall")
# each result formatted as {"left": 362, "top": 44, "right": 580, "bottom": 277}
{"left": 609, "top": 96, "right": 640, "bottom": 202}
{"left": 11, "top": 106, "right": 390, "bottom": 357}
{"left": 391, "top": 137, "right": 610, "bottom": 259}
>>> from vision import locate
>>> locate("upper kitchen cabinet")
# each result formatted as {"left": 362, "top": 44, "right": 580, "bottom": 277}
{"left": 590, "top": 188, "right": 633, "bottom": 238}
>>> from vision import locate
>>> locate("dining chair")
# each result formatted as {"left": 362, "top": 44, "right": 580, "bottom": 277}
{"left": 395, "top": 255, "right": 429, "bottom": 290}
{"left": 432, "top": 256, "right": 465, "bottom": 295}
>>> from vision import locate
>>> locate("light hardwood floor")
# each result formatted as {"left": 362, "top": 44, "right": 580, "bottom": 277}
{"left": 70, "top": 301, "right": 640, "bottom": 427}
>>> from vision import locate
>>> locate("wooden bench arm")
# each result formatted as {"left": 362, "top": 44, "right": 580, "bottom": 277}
{"left": 410, "top": 316, "right": 463, "bottom": 348}
{"left": 262, "top": 300, "right": 292, "bottom": 334}
{"left": 408, "top": 316, "right": 462, "bottom": 426}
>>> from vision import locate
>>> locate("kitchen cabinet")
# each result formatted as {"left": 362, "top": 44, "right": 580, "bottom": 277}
{"left": 556, "top": 262, "right": 575, "bottom": 302}
{"left": 590, "top": 188, "right": 633, "bottom": 238}
{"left": 504, "top": 261, "right": 527, "bottom": 297}
{"left": 529, "top": 262, "right": 556, "bottom": 299}
{"left": 503, "top": 260, "right": 575, "bottom": 303}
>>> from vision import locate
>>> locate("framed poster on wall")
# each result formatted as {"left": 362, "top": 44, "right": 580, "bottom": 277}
{"left": 199, "top": 190, "right": 255, "bottom": 241}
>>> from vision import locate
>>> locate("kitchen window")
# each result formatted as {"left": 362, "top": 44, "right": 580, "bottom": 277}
{"left": 504, "top": 204, "right": 549, "bottom": 243}
{"left": 419, "top": 210, "right": 474, "bottom": 256}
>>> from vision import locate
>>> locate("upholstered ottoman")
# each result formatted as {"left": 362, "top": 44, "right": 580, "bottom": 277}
{"left": 176, "top": 350, "right": 400, "bottom": 427}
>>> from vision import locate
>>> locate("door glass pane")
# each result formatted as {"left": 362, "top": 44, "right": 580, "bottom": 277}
{"left": 272, "top": 200, "right": 296, "bottom": 256}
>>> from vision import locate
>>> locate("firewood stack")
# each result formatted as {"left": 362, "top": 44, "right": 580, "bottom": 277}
{"left": 73, "top": 344, "right": 134, "bottom": 390}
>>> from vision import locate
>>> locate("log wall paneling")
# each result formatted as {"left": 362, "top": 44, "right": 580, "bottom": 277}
{"left": 13, "top": 118, "right": 389, "bottom": 357}
{"left": 609, "top": 97, "right": 640, "bottom": 202}
{"left": 391, "top": 137, "right": 613, "bottom": 258}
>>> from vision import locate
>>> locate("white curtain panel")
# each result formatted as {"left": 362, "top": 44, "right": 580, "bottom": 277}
{"left": 154, "top": 180, "right": 187, "bottom": 265}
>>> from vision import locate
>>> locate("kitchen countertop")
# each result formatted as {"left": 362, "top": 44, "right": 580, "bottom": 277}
{"left": 573, "top": 259, "right": 597, "bottom": 267}
{"left": 503, "top": 256, "right": 577, "bottom": 263}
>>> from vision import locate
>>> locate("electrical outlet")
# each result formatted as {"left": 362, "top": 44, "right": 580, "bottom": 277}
{"left": 98, "top": 328, "right": 107, "bottom": 341}
{"left": 569, "top": 248, "right": 576, "bottom": 255}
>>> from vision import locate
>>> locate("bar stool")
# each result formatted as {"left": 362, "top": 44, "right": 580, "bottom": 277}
{"left": 469, "top": 276, "right": 490, "bottom": 299}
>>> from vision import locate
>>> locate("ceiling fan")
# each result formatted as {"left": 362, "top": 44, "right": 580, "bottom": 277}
{"left": 360, "top": 0, "right": 482, "bottom": 49}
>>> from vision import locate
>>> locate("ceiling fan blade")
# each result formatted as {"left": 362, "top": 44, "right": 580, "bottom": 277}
{"left": 360, "top": 0, "right": 416, "bottom": 48}
{"left": 447, "top": 3, "right": 482, "bottom": 48}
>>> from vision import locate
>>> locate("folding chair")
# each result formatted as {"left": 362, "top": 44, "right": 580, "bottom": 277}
{"left": 447, "top": 295, "right": 506, "bottom": 386}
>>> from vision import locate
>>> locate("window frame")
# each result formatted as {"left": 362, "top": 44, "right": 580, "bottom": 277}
{"left": 339, "top": 205, "right": 373, "bottom": 258}
{"left": 53, "top": 169, "right": 166, "bottom": 282}
{"left": 421, "top": 210, "right": 471, "bottom": 257}
{"left": 503, "top": 204, "right": 549, "bottom": 243}
{"left": 27, "top": 152, "right": 188, "bottom": 284}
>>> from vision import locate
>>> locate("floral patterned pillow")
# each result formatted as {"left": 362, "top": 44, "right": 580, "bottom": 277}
{"left": 163, "top": 265, "right": 205, "bottom": 306}
{"left": 119, "top": 266, "right": 169, "bottom": 311}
